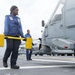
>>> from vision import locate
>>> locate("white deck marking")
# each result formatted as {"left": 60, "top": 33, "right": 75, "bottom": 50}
{"left": 0, "top": 65, "right": 74, "bottom": 70}
{"left": 33, "top": 59, "right": 75, "bottom": 63}
{"left": 0, "top": 59, "right": 75, "bottom": 70}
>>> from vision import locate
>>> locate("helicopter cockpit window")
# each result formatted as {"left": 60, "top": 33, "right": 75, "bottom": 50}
{"left": 51, "top": 14, "right": 61, "bottom": 22}
{"left": 51, "top": 3, "right": 64, "bottom": 23}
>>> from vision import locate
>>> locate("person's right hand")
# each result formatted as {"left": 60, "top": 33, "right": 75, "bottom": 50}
{"left": 5, "top": 36, "right": 8, "bottom": 39}
{"left": 23, "top": 38, "right": 26, "bottom": 41}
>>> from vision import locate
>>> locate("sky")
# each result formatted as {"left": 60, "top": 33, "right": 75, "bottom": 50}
{"left": 0, "top": 0, "right": 59, "bottom": 39}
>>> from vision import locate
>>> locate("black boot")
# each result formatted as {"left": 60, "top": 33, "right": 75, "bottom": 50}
{"left": 29, "top": 58, "right": 32, "bottom": 61}
{"left": 11, "top": 65, "right": 20, "bottom": 69}
{"left": 3, "top": 61, "right": 8, "bottom": 68}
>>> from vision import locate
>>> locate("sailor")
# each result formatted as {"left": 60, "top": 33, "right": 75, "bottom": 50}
{"left": 25, "top": 30, "right": 33, "bottom": 61}
{"left": 3, "top": 5, "right": 24, "bottom": 69}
